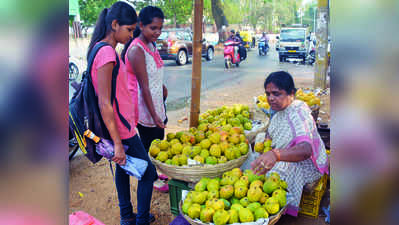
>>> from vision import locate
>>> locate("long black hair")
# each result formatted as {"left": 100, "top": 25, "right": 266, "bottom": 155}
{"left": 87, "top": 1, "right": 137, "bottom": 60}
{"left": 264, "top": 71, "right": 297, "bottom": 95}
{"left": 121, "top": 6, "right": 164, "bottom": 63}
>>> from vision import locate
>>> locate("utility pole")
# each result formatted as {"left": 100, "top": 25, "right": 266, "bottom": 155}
{"left": 189, "top": 0, "right": 204, "bottom": 127}
{"left": 313, "top": 7, "right": 317, "bottom": 33}
{"left": 314, "top": 0, "right": 329, "bottom": 89}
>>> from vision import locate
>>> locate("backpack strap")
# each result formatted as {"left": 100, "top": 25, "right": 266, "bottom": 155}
{"left": 85, "top": 42, "right": 131, "bottom": 131}
{"left": 110, "top": 54, "right": 131, "bottom": 131}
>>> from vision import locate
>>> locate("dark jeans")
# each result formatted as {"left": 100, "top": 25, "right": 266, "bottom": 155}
{"left": 239, "top": 46, "right": 247, "bottom": 60}
{"left": 137, "top": 123, "right": 165, "bottom": 151}
{"left": 116, "top": 134, "right": 158, "bottom": 225}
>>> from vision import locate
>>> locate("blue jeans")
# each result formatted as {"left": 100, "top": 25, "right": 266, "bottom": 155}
{"left": 116, "top": 134, "right": 158, "bottom": 225}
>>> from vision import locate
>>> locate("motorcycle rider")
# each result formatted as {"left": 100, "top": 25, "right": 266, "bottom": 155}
{"left": 227, "top": 30, "right": 240, "bottom": 58}
{"left": 259, "top": 32, "right": 269, "bottom": 49}
{"left": 235, "top": 31, "right": 247, "bottom": 61}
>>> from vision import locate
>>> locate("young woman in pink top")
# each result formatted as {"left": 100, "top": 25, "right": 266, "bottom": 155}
{"left": 122, "top": 6, "right": 169, "bottom": 191}
{"left": 87, "top": 2, "right": 157, "bottom": 225}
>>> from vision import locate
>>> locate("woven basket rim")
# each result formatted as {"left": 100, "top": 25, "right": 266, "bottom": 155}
{"left": 149, "top": 151, "right": 249, "bottom": 169}
{"left": 179, "top": 200, "right": 287, "bottom": 225}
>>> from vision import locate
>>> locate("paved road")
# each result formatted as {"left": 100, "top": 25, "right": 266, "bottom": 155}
{"left": 163, "top": 47, "right": 314, "bottom": 109}
{"left": 69, "top": 47, "right": 315, "bottom": 109}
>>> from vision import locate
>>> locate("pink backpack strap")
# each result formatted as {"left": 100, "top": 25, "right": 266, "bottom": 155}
{"left": 132, "top": 38, "right": 164, "bottom": 68}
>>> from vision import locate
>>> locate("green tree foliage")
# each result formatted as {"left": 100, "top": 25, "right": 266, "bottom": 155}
{"left": 221, "top": 0, "right": 317, "bottom": 33}
{"left": 223, "top": 0, "right": 243, "bottom": 25}
{"left": 156, "top": 0, "right": 193, "bottom": 27}
{"left": 127, "top": 0, "right": 154, "bottom": 11}
{"left": 203, "top": 0, "right": 214, "bottom": 24}
{"left": 78, "top": 0, "right": 117, "bottom": 29}
{"left": 211, "top": 0, "right": 229, "bottom": 42}
{"left": 302, "top": 1, "right": 317, "bottom": 31}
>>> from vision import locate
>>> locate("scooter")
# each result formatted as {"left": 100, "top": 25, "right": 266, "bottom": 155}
{"left": 307, "top": 39, "right": 316, "bottom": 65}
{"left": 224, "top": 40, "right": 241, "bottom": 69}
{"left": 258, "top": 39, "right": 269, "bottom": 56}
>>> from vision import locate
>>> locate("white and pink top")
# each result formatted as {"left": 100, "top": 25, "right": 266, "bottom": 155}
{"left": 125, "top": 38, "right": 166, "bottom": 127}
{"left": 266, "top": 100, "right": 329, "bottom": 216}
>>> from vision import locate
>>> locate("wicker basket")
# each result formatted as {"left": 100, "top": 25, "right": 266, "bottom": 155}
{"left": 149, "top": 152, "right": 249, "bottom": 183}
{"left": 179, "top": 200, "right": 287, "bottom": 225}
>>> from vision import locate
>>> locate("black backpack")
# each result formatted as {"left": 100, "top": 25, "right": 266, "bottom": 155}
{"left": 69, "top": 42, "right": 131, "bottom": 164}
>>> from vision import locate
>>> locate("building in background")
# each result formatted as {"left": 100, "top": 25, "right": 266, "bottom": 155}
{"left": 69, "top": 0, "right": 82, "bottom": 38}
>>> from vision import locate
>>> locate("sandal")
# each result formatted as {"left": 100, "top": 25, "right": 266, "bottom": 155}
{"left": 158, "top": 174, "right": 168, "bottom": 181}
{"left": 153, "top": 179, "right": 169, "bottom": 193}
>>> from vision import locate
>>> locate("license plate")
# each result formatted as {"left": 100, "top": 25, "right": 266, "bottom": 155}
{"left": 288, "top": 50, "right": 296, "bottom": 53}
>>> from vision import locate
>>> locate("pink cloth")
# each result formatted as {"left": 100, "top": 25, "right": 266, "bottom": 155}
{"left": 285, "top": 205, "right": 299, "bottom": 217}
{"left": 69, "top": 211, "right": 106, "bottom": 225}
{"left": 91, "top": 44, "right": 137, "bottom": 139}
{"left": 133, "top": 38, "right": 164, "bottom": 68}
{"left": 124, "top": 40, "right": 139, "bottom": 125}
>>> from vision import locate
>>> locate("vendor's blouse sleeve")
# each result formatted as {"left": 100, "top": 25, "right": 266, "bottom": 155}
{"left": 286, "top": 100, "right": 329, "bottom": 174}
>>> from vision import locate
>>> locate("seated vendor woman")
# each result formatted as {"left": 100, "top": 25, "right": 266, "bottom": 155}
{"left": 251, "top": 71, "right": 329, "bottom": 217}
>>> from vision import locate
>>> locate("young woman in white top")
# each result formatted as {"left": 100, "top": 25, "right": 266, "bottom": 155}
{"left": 123, "top": 6, "right": 169, "bottom": 191}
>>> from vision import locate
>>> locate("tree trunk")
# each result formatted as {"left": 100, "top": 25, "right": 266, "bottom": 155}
{"left": 211, "top": 0, "right": 228, "bottom": 43}
{"left": 174, "top": 12, "right": 177, "bottom": 28}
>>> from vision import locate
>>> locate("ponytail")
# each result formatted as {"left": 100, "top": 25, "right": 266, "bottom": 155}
{"left": 87, "top": 2, "right": 138, "bottom": 61}
{"left": 121, "top": 38, "right": 133, "bottom": 63}
{"left": 121, "top": 26, "right": 141, "bottom": 63}
{"left": 133, "top": 25, "right": 141, "bottom": 39}
{"left": 87, "top": 8, "right": 109, "bottom": 60}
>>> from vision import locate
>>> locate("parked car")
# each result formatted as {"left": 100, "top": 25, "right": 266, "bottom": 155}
{"left": 156, "top": 28, "right": 214, "bottom": 65}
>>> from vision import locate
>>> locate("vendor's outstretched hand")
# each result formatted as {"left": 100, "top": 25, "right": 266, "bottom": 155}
{"left": 251, "top": 151, "right": 278, "bottom": 175}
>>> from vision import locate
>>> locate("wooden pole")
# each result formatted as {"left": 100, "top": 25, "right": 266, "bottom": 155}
{"left": 190, "top": 0, "right": 204, "bottom": 128}
{"left": 314, "top": 0, "right": 329, "bottom": 89}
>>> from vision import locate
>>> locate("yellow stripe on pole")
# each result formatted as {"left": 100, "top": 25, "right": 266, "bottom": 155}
{"left": 318, "top": 0, "right": 328, "bottom": 7}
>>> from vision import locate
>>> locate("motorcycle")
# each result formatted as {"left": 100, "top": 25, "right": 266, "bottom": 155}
{"left": 224, "top": 40, "right": 242, "bottom": 69}
{"left": 258, "top": 39, "right": 269, "bottom": 56}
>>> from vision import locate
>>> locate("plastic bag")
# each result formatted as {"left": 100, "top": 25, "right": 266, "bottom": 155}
{"left": 96, "top": 139, "right": 148, "bottom": 180}
{"left": 244, "top": 120, "right": 268, "bottom": 144}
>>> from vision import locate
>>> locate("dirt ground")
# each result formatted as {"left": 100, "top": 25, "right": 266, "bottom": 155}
{"left": 69, "top": 75, "right": 330, "bottom": 225}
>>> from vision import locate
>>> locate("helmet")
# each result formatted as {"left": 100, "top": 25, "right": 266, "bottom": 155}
{"left": 230, "top": 29, "right": 235, "bottom": 34}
